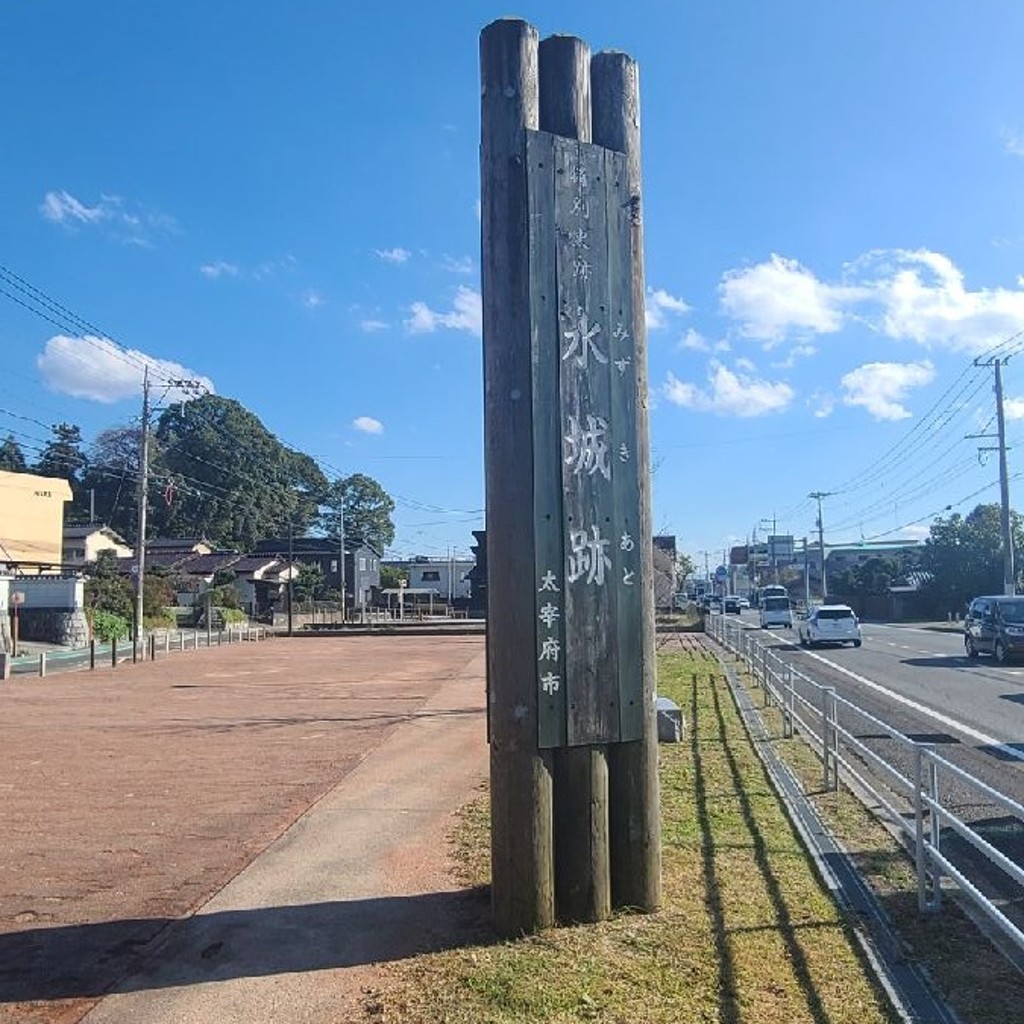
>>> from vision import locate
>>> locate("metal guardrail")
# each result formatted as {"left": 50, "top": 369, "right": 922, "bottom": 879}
{"left": 0, "top": 625, "right": 268, "bottom": 680}
{"left": 706, "top": 612, "right": 1024, "bottom": 957}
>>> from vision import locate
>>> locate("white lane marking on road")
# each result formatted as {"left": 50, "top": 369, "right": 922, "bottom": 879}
{"left": 798, "top": 647, "right": 1024, "bottom": 764}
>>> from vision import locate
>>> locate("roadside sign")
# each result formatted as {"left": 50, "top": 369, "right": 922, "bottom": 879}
{"left": 10, "top": 591, "right": 25, "bottom": 606}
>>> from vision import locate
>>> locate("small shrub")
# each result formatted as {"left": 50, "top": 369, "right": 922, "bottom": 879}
{"left": 91, "top": 610, "right": 130, "bottom": 643}
{"left": 220, "top": 607, "right": 247, "bottom": 625}
{"left": 143, "top": 612, "right": 176, "bottom": 630}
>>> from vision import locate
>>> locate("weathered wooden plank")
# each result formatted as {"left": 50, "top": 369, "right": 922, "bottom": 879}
{"left": 604, "top": 145, "right": 644, "bottom": 743}
{"left": 593, "top": 49, "right": 662, "bottom": 914}
{"left": 528, "top": 129, "right": 567, "bottom": 750}
{"left": 555, "top": 135, "right": 620, "bottom": 746}
{"left": 481, "top": 17, "right": 555, "bottom": 937}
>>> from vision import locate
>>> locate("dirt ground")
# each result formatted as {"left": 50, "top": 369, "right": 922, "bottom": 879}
{"left": 0, "top": 635, "right": 487, "bottom": 1023}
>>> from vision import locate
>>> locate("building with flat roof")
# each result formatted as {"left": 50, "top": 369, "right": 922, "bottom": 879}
{"left": 0, "top": 470, "right": 73, "bottom": 571}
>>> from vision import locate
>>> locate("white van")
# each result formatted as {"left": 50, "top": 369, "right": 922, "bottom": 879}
{"left": 759, "top": 595, "right": 793, "bottom": 629}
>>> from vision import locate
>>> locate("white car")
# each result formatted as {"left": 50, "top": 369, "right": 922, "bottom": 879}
{"left": 798, "top": 604, "right": 862, "bottom": 648}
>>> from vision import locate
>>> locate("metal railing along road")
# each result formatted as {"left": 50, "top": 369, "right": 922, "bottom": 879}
{"left": 707, "top": 611, "right": 1024, "bottom": 957}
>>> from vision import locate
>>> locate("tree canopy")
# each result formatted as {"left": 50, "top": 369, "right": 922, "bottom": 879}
{"left": 144, "top": 395, "right": 328, "bottom": 550}
{"left": 0, "top": 434, "right": 27, "bottom": 472}
{"left": 920, "top": 503, "right": 1024, "bottom": 614}
{"left": 319, "top": 473, "right": 396, "bottom": 551}
{"left": 34, "top": 422, "right": 87, "bottom": 485}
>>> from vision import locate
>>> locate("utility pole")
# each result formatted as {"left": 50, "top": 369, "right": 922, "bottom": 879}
{"left": 760, "top": 513, "right": 778, "bottom": 583}
{"left": 133, "top": 369, "right": 150, "bottom": 644}
{"left": 287, "top": 517, "right": 294, "bottom": 637}
{"left": 338, "top": 487, "right": 346, "bottom": 624}
{"left": 971, "top": 356, "right": 1015, "bottom": 594}
{"left": 803, "top": 536, "right": 810, "bottom": 606}
{"left": 808, "top": 491, "right": 834, "bottom": 600}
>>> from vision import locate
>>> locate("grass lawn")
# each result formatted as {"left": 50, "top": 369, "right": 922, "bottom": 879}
{"left": 366, "top": 648, "right": 900, "bottom": 1023}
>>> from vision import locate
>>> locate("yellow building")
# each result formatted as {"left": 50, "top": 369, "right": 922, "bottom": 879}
{"left": 0, "top": 470, "right": 73, "bottom": 570}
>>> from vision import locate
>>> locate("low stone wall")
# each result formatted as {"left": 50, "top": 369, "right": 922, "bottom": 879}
{"left": 17, "top": 608, "right": 90, "bottom": 648}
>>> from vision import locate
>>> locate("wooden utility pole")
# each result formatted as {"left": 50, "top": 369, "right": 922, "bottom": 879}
{"left": 481, "top": 18, "right": 660, "bottom": 937}
{"left": 133, "top": 369, "right": 150, "bottom": 644}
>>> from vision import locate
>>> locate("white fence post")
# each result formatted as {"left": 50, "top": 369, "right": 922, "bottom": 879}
{"left": 913, "top": 745, "right": 929, "bottom": 911}
{"left": 820, "top": 687, "right": 837, "bottom": 791}
{"left": 783, "top": 664, "right": 794, "bottom": 738}
{"left": 38, "top": 652, "right": 46, "bottom": 677}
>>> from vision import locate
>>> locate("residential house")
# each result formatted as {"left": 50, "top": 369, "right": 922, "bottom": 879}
{"left": 0, "top": 469, "right": 73, "bottom": 572}
{"left": 62, "top": 524, "right": 133, "bottom": 567}
{"left": 253, "top": 536, "right": 381, "bottom": 609}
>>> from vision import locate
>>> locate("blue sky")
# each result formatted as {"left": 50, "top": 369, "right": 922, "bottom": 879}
{"left": 3, "top": 2, "right": 1024, "bottom": 567}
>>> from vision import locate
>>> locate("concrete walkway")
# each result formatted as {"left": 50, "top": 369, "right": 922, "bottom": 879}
{"left": 80, "top": 647, "right": 489, "bottom": 1023}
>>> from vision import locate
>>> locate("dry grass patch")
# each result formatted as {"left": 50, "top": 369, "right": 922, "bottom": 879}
{"left": 366, "top": 651, "right": 898, "bottom": 1023}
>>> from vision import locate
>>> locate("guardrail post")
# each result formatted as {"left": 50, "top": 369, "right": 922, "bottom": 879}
{"left": 177, "top": 632, "right": 184, "bottom": 652}
{"left": 89, "top": 639, "right": 96, "bottom": 671}
{"left": 761, "top": 646, "right": 771, "bottom": 707}
{"left": 149, "top": 634, "right": 156, "bottom": 661}
{"left": 38, "top": 652, "right": 46, "bottom": 677}
{"left": 164, "top": 632, "right": 170, "bottom": 654}
{"left": 913, "top": 745, "right": 930, "bottom": 911}
{"left": 111, "top": 637, "right": 118, "bottom": 668}
{"left": 783, "top": 664, "right": 794, "bottom": 738}
{"left": 926, "top": 755, "right": 943, "bottom": 910}
{"left": 0, "top": 652, "right": 9, "bottom": 680}
{"left": 820, "top": 687, "right": 837, "bottom": 791}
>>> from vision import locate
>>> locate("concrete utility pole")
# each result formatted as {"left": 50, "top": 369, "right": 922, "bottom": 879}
{"left": 808, "top": 492, "right": 834, "bottom": 600}
{"left": 133, "top": 369, "right": 151, "bottom": 644}
{"left": 760, "top": 513, "right": 778, "bottom": 583}
{"left": 972, "top": 356, "right": 1015, "bottom": 594}
{"left": 338, "top": 484, "right": 346, "bottom": 623}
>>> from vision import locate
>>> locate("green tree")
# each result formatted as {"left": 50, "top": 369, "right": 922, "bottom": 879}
{"left": 0, "top": 434, "right": 27, "bottom": 472}
{"left": 84, "top": 550, "right": 134, "bottom": 622}
{"left": 34, "top": 422, "right": 88, "bottom": 486}
{"left": 79, "top": 425, "right": 145, "bottom": 540}
{"left": 319, "top": 473, "right": 395, "bottom": 551}
{"left": 674, "top": 553, "right": 695, "bottom": 590}
{"left": 379, "top": 564, "right": 407, "bottom": 589}
{"left": 920, "top": 503, "right": 1024, "bottom": 615}
{"left": 293, "top": 562, "right": 324, "bottom": 602}
{"left": 151, "top": 395, "right": 327, "bottom": 549}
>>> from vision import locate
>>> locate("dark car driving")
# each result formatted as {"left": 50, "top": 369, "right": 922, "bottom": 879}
{"left": 964, "top": 595, "right": 1024, "bottom": 663}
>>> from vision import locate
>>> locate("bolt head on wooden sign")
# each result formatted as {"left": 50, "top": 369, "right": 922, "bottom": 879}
{"left": 527, "top": 130, "right": 643, "bottom": 749}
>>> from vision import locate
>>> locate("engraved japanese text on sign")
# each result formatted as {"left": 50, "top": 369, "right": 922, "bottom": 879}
{"left": 528, "top": 131, "right": 643, "bottom": 748}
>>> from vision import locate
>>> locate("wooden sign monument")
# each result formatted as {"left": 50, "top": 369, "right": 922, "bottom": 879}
{"left": 481, "top": 18, "right": 661, "bottom": 936}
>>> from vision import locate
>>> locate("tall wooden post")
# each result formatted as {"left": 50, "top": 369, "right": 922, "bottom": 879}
{"left": 593, "top": 51, "right": 662, "bottom": 913}
{"left": 481, "top": 18, "right": 556, "bottom": 937}
{"left": 538, "top": 34, "right": 611, "bottom": 926}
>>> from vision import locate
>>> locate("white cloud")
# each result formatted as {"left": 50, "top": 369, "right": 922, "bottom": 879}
{"left": 840, "top": 360, "right": 935, "bottom": 421}
{"left": 663, "top": 361, "right": 794, "bottom": 417}
{"left": 809, "top": 390, "right": 836, "bottom": 418}
{"left": 199, "top": 261, "right": 239, "bottom": 279}
{"left": 719, "top": 249, "right": 1024, "bottom": 353}
{"left": 679, "top": 328, "right": 710, "bottom": 352}
{"left": 1000, "top": 127, "right": 1024, "bottom": 158}
{"left": 1004, "top": 397, "right": 1024, "bottom": 420}
{"left": 734, "top": 356, "right": 756, "bottom": 372}
{"left": 771, "top": 343, "right": 818, "bottom": 369}
{"left": 405, "top": 286, "right": 482, "bottom": 337}
{"left": 352, "top": 416, "right": 384, "bottom": 434}
{"left": 40, "top": 190, "right": 176, "bottom": 245}
{"left": 302, "top": 289, "right": 325, "bottom": 310}
{"left": 376, "top": 247, "right": 411, "bottom": 265}
{"left": 719, "top": 254, "right": 867, "bottom": 343}
{"left": 359, "top": 318, "right": 389, "bottom": 333}
{"left": 857, "top": 249, "right": 1024, "bottom": 352}
{"left": 646, "top": 287, "right": 691, "bottom": 330}
{"left": 37, "top": 335, "right": 214, "bottom": 405}
{"left": 442, "top": 254, "right": 474, "bottom": 275}
{"left": 40, "top": 190, "right": 106, "bottom": 224}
